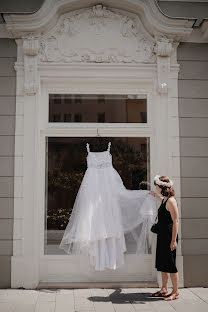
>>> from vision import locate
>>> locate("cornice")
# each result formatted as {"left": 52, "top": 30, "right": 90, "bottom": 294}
{"left": 4, "top": 0, "right": 193, "bottom": 41}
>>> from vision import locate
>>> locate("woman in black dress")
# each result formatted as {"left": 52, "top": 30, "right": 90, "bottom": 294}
{"left": 149, "top": 175, "right": 179, "bottom": 301}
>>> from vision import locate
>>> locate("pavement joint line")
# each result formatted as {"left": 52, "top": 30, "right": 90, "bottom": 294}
{"left": 188, "top": 288, "right": 208, "bottom": 304}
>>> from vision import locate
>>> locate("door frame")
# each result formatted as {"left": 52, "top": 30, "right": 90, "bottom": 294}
{"left": 11, "top": 63, "right": 183, "bottom": 288}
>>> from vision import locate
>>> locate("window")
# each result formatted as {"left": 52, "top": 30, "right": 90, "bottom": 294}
{"left": 64, "top": 114, "right": 72, "bottom": 122}
{"left": 97, "top": 112, "right": 105, "bottom": 122}
{"left": 45, "top": 136, "right": 150, "bottom": 254}
{"left": 49, "top": 94, "right": 147, "bottom": 123}
{"left": 52, "top": 113, "right": 61, "bottom": 122}
{"left": 74, "top": 113, "right": 82, "bottom": 122}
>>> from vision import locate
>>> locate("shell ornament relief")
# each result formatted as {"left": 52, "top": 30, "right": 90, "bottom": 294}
{"left": 39, "top": 5, "right": 156, "bottom": 64}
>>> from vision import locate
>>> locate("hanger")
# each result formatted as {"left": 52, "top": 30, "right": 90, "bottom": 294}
{"left": 87, "top": 128, "right": 110, "bottom": 151}
{"left": 96, "top": 128, "right": 109, "bottom": 143}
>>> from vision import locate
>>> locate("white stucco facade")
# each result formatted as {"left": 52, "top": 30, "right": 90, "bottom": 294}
{"left": 3, "top": 0, "right": 195, "bottom": 288}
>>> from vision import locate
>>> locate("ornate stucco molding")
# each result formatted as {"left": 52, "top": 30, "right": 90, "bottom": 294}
{"left": 4, "top": 0, "right": 194, "bottom": 41}
{"left": 154, "top": 37, "right": 173, "bottom": 94}
{"left": 22, "top": 36, "right": 39, "bottom": 95}
{"left": 4, "top": 0, "right": 194, "bottom": 96}
{"left": 38, "top": 4, "right": 155, "bottom": 64}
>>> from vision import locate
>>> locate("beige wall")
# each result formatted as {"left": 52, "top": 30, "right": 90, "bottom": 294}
{"left": 0, "top": 38, "right": 208, "bottom": 287}
{"left": 178, "top": 42, "right": 208, "bottom": 287}
{"left": 0, "top": 39, "right": 16, "bottom": 288}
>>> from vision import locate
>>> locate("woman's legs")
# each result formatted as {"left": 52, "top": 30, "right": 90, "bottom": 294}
{"left": 164, "top": 272, "right": 179, "bottom": 301}
{"left": 161, "top": 272, "right": 169, "bottom": 291}
{"left": 170, "top": 272, "right": 179, "bottom": 293}
{"left": 151, "top": 272, "right": 169, "bottom": 296}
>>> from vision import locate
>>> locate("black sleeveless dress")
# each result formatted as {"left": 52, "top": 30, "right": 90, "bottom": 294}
{"left": 155, "top": 197, "right": 179, "bottom": 273}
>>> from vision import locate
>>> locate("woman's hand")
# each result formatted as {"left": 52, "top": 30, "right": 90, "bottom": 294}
{"left": 170, "top": 240, "right": 177, "bottom": 251}
{"left": 149, "top": 191, "right": 163, "bottom": 201}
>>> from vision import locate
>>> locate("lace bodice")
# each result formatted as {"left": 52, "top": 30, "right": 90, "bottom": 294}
{"left": 86, "top": 142, "right": 112, "bottom": 169}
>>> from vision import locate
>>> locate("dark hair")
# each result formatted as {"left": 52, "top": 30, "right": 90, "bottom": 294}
{"left": 139, "top": 181, "right": 150, "bottom": 190}
{"left": 154, "top": 175, "right": 175, "bottom": 197}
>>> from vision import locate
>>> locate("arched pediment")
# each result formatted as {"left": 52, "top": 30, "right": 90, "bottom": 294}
{"left": 38, "top": 5, "right": 156, "bottom": 64}
{"left": 4, "top": 0, "right": 193, "bottom": 41}
{"left": 4, "top": 0, "right": 194, "bottom": 94}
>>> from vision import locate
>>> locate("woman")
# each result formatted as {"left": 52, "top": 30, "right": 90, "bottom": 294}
{"left": 149, "top": 175, "right": 179, "bottom": 301}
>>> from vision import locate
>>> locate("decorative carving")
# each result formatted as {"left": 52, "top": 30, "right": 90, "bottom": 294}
{"left": 23, "top": 36, "right": 39, "bottom": 56}
{"left": 154, "top": 37, "right": 173, "bottom": 57}
{"left": 90, "top": 4, "right": 108, "bottom": 18}
{"left": 154, "top": 37, "right": 172, "bottom": 94}
{"left": 23, "top": 36, "right": 39, "bottom": 95}
{"left": 121, "top": 17, "right": 139, "bottom": 37}
{"left": 39, "top": 5, "right": 156, "bottom": 64}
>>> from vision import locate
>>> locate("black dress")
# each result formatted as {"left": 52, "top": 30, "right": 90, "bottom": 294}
{"left": 155, "top": 197, "right": 179, "bottom": 273}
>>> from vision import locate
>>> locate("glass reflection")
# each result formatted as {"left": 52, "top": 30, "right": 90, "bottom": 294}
{"left": 45, "top": 137, "right": 150, "bottom": 254}
{"left": 49, "top": 94, "right": 147, "bottom": 123}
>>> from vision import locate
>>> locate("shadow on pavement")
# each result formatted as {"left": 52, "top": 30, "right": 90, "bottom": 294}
{"left": 88, "top": 288, "right": 163, "bottom": 304}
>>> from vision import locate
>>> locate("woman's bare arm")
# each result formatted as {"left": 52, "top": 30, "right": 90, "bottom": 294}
{"left": 149, "top": 190, "right": 163, "bottom": 202}
{"left": 166, "top": 197, "right": 179, "bottom": 250}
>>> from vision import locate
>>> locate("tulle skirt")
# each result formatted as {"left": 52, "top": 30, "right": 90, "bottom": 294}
{"left": 59, "top": 166, "right": 156, "bottom": 270}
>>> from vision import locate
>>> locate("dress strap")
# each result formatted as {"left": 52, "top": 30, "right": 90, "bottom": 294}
{"left": 86, "top": 143, "right": 90, "bottom": 153}
{"left": 107, "top": 141, "right": 111, "bottom": 152}
{"left": 163, "top": 197, "right": 169, "bottom": 205}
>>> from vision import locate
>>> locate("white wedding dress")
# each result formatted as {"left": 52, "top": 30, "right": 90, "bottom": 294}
{"left": 59, "top": 142, "right": 156, "bottom": 270}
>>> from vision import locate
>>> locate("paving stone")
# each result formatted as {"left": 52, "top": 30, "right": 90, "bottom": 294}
{"left": 132, "top": 301, "right": 155, "bottom": 311}
{"left": 0, "top": 302, "right": 16, "bottom": 312}
{"left": 170, "top": 301, "right": 208, "bottom": 312}
{"left": 150, "top": 300, "right": 175, "bottom": 311}
{"left": 35, "top": 301, "right": 55, "bottom": 312}
{"left": 112, "top": 302, "right": 135, "bottom": 312}
{"left": 1, "top": 287, "right": 208, "bottom": 312}
{"left": 74, "top": 297, "right": 94, "bottom": 311}
{"left": 0, "top": 293, "right": 9, "bottom": 302}
{"left": 189, "top": 287, "right": 208, "bottom": 302}
{"left": 55, "top": 293, "right": 74, "bottom": 312}
{"left": 14, "top": 303, "right": 36, "bottom": 312}
{"left": 93, "top": 301, "right": 114, "bottom": 312}
{"left": 1, "top": 293, "right": 38, "bottom": 305}
{"left": 178, "top": 288, "right": 202, "bottom": 301}
{"left": 37, "top": 291, "right": 56, "bottom": 302}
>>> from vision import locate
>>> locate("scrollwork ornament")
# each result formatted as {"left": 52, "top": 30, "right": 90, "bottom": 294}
{"left": 38, "top": 5, "right": 156, "bottom": 64}
{"left": 154, "top": 37, "right": 173, "bottom": 57}
{"left": 22, "top": 36, "right": 39, "bottom": 95}
{"left": 23, "top": 36, "right": 39, "bottom": 56}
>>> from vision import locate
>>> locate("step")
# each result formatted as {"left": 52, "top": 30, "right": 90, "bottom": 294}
{"left": 37, "top": 281, "right": 158, "bottom": 289}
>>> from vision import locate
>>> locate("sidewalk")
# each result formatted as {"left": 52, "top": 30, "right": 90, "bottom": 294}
{"left": 0, "top": 287, "right": 208, "bottom": 312}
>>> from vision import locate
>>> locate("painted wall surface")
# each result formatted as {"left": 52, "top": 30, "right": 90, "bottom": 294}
{"left": 0, "top": 38, "right": 16, "bottom": 288}
{"left": 178, "top": 42, "right": 208, "bottom": 287}
{"left": 0, "top": 0, "right": 208, "bottom": 288}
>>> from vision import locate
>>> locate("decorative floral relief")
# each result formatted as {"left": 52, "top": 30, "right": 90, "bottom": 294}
{"left": 39, "top": 5, "right": 156, "bottom": 63}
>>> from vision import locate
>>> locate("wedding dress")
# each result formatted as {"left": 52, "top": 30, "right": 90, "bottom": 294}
{"left": 59, "top": 142, "right": 156, "bottom": 270}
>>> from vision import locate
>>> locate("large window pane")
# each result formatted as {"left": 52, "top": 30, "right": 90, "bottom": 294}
{"left": 49, "top": 94, "right": 147, "bottom": 123}
{"left": 45, "top": 137, "right": 150, "bottom": 254}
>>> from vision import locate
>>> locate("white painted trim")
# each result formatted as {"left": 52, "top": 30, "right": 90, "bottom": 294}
{"left": 37, "top": 78, "right": 157, "bottom": 284}
{"left": 12, "top": 65, "right": 183, "bottom": 288}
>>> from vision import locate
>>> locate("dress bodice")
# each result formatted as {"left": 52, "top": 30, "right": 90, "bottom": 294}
{"left": 86, "top": 142, "right": 112, "bottom": 169}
